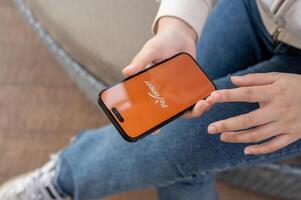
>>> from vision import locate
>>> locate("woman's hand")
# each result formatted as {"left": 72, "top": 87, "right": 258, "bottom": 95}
{"left": 122, "top": 16, "right": 197, "bottom": 77}
{"left": 122, "top": 16, "right": 210, "bottom": 134}
{"left": 206, "top": 72, "right": 301, "bottom": 155}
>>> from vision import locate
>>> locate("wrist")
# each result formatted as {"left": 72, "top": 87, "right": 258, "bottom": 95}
{"left": 157, "top": 16, "right": 197, "bottom": 43}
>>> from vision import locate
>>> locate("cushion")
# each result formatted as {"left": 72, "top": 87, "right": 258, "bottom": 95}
{"left": 24, "top": 0, "right": 159, "bottom": 85}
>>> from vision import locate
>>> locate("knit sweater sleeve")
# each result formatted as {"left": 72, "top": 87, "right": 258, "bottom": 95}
{"left": 152, "top": 0, "right": 214, "bottom": 41}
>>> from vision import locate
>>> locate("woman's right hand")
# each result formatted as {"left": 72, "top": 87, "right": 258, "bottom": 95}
{"left": 122, "top": 17, "right": 211, "bottom": 134}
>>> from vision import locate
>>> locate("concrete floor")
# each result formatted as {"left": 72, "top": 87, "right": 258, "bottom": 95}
{"left": 0, "top": 0, "right": 278, "bottom": 199}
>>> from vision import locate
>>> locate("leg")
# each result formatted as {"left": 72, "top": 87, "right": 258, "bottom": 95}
{"left": 157, "top": 174, "right": 217, "bottom": 200}
{"left": 57, "top": 54, "right": 301, "bottom": 200}
{"left": 196, "top": 0, "right": 271, "bottom": 80}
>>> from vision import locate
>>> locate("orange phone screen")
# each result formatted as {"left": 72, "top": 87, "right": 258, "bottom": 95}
{"left": 99, "top": 53, "right": 215, "bottom": 140}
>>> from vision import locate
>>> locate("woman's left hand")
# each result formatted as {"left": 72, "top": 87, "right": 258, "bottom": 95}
{"left": 206, "top": 72, "right": 301, "bottom": 155}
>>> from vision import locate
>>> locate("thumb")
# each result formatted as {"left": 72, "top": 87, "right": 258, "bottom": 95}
{"left": 122, "top": 46, "right": 160, "bottom": 76}
{"left": 231, "top": 72, "right": 281, "bottom": 86}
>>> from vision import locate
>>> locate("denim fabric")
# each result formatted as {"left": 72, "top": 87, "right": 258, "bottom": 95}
{"left": 56, "top": 0, "right": 301, "bottom": 199}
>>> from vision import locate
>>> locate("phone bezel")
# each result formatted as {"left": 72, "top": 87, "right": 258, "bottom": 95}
{"left": 97, "top": 52, "right": 217, "bottom": 142}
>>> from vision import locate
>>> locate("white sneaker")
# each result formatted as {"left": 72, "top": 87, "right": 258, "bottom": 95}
{"left": 0, "top": 154, "right": 66, "bottom": 200}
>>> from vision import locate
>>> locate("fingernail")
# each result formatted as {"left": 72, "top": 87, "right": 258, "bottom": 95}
{"left": 208, "top": 124, "right": 217, "bottom": 134}
{"left": 211, "top": 92, "right": 221, "bottom": 100}
{"left": 231, "top": 76, "right": 241, "bottom": 81}
{"left": 152, "top": 130, "right": 160, "bottom": 135}
{"left": 122, "top": 65, "right": 133, "bottom": 73}
{"left": 220, "top": 134, "right": 226, "bottom": 141}
{"left": 244, "top": 148, "right": 251, "bottom": 155}
{"left": 199, "top": 100, "right": 207, "bottom": 107}
{"left": 206, "top": 97, "right": 213, "bottom": 105}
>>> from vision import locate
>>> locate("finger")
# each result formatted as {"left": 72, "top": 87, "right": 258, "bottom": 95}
{"left": 122, "top": 45, "right": 161, "bottom": 76}
{"left": 207, "top": 85, "right": 271, "bottom": 104}
{"left": 152, "top": 129, "right": 161, "bottom": 135}
{"left": 244, "top": 134, "right": 296, "bottom": 155}
{"left": 182, "top": 100, "right": 209, "bottom": 119}
{"left": 220, "top": 122, "right": 281, "bottom": 143}
{"left": 208, "top": 106, "right": 276, "bottom": 134}
{"left": 203, "top": 95, "right": 216, "bottom": 111}
{"left": 205, "top": 103, "right": 213, "bottom": 112}
{"left": 205, "top": 95, "right": 216, "bottom": 106}
{"left": 231, "top": 72, "right": 281, "bottom": 87}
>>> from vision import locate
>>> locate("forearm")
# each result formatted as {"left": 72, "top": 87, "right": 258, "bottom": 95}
{"left": 157, "top": 16, "right": 197, "bottom": 43}
{"left": 153, "top": 0, "right": 214, "bottom": 41}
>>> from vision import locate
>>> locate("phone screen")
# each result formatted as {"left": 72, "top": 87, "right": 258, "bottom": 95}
{"left": 98, "top": 53, "right": 216, "bottom": 141}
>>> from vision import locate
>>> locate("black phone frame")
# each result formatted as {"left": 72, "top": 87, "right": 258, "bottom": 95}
{"left": 97, "top": 52, "right": 217, "bottom": 142}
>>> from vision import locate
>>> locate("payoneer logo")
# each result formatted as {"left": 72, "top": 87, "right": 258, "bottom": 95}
{"left": 144, "top": 80, "right": 168, "bottom": 108}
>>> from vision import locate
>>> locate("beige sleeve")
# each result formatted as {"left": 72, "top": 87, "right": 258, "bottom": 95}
{"left": 152, "top": 0, "right": 213, "bottom": 41}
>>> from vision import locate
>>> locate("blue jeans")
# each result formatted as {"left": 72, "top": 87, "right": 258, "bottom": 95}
{"left": 56, "top": 0, "right": 301, "bottom": 199}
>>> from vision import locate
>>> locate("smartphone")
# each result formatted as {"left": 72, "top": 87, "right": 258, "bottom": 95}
{"left": 98, "top": 53, "right": 216, "bottom": 142}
